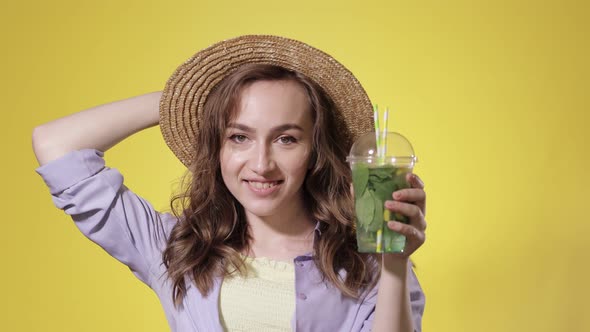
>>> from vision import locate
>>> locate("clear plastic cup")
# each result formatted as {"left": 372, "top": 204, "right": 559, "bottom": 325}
{"left": 346, "top": 132, "right": 417, "bottom": 253}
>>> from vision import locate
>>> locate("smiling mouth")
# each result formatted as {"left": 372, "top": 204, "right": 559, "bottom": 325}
{"left": 245, "top": 180, "right": 283, "bottom": 189}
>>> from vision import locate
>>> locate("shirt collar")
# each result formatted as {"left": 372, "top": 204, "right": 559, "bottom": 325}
{"left": 296, "top": 221, "right": 322, "bottom": 259}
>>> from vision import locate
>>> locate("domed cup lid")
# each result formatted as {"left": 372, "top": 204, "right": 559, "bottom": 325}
{"left": 346, "top": 132, "right": 417, "bottom": 167}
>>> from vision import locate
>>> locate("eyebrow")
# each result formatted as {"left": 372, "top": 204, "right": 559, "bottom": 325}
{"left": 227, "top": 123, "right": 305, "bottom": 133}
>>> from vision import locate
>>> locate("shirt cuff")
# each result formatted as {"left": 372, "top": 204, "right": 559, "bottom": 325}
{"left": 35, "top": 149, "right": 106, "bottom": 195}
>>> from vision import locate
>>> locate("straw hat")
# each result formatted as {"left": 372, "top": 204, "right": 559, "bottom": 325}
{"left": 159, "top": 35, "right": 374, "bottom": 168}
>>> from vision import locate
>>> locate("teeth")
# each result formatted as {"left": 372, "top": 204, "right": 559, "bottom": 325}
{"left": 249, "top": 181, "right": 279, "bottom": 189}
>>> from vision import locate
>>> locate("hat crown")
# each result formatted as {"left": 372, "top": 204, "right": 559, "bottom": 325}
{"left": 160, "top": 35, "right": 374, "bottom": 168}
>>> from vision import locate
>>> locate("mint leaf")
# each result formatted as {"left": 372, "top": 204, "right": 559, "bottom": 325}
{"left": 355, "top": 189, "right": 375, "bottom": 231}
{"left": 351, "top": 164, "right": 369, "bottom": 199}
{"left": 368, "top": 190, "right": 384, "bottom": 232}
{"left": 373, "top": 179, "right": 397, "bottom": 202}
{"left": 368, "top": 165, "right": 396, "bottom": 180}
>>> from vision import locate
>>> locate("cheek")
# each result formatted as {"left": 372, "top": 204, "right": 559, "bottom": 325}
{"left": 219, "top": 146, "right": 248, "bottom": 180}
{"left": 282, "top": 152, "right": 311, "bottom": 176}
{"left": 219, "top": 147, "right": 234, "bottom": 179}
{"left": 219, "top": 148, "right": 227, "bottom": 171}
{"left": 220, "top": 145, "right": 237, "bottom": 165}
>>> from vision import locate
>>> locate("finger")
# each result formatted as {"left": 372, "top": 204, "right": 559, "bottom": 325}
{"left": 393, "top": 188, "right": 425, "bottom": 203}
{"left": 406, "top": 173, "right": 425, "bottom": 189}
{"left": 387, "top": 221, "right": 426, "bottom": 245}
{"left": 384, "top": 200, "right": 421, "bottom": 220}
{"left": 393, "top": 188, "right": 426, "bottom": 216}
{"left": 384, "top": 200, "right": 427, "bottom": 231}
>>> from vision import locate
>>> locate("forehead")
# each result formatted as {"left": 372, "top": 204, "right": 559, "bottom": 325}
{"left": 230, "top": 80, "right": 313, "bottom": 128}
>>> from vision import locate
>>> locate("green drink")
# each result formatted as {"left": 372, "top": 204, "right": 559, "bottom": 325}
{"left": 347, "top": 132, "right": 417, "bottom": 253}
{"left": 352, "top": 164, "right": 411, "bottom": 252}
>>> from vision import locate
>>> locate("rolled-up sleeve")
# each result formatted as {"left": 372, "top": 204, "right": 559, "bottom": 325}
{"left": 36, "top": 149, "right": 172, "bottom": 287}
{"left": 408, "top": 266, "right": 426, "bottom": 332}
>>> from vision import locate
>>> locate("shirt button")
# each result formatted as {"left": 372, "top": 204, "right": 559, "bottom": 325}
{"left": 298, "top": 293, "right": 307, "bottom": 300}
{"left": 297, "top": 262, "right": 305, "bottom": 267}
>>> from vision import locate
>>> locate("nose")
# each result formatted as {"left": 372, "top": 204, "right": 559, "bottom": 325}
{"left": 249, "top": 142, "right": 276, "bottom": 175}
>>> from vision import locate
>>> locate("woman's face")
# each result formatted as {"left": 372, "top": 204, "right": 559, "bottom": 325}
{"left": 220, "top": 79, "right": 314, "bottom": 219}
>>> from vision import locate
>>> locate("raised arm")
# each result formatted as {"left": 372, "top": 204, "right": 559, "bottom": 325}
{"left": 32, "top": 91, "right": 162, "bottom": 166}
{"left": 371, "top": 173, "right": 427, "bottom": 332}
{"left": 33, "top": 91, "right": 170, "bottom": 287}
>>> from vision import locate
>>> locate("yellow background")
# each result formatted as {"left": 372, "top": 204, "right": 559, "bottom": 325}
{"left": 2, "top": 0, "right": 588, "bottom": 331}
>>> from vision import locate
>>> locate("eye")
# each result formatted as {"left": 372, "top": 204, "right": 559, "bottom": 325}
{"left": 278, "top": 136, "right": 297, "bottom": 144}
{"left": 229, "top": 134, "right": 248, "bottom": 143}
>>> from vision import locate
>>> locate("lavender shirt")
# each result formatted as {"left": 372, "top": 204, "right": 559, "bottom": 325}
{"left": 36, "top": 149, "right": 425, "bottom": 332}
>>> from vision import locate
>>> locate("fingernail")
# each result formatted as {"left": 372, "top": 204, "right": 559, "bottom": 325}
{"left": 388, "top": 221, "right": 401, "bottom": 230}
{"left": 393, "top": 192, "right": 401, "bottom": 200}
{"left": 413, "top": 174, "right": 424, "bottom": 187}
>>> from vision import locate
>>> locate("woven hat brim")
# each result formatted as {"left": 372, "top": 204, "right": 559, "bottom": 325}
{"left": 160, "top": 35, "right": 374, "bottom": 168}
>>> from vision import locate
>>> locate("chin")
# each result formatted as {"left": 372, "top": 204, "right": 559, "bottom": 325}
{"left": 240, "top": 201, "right": 282, "bottom": 218}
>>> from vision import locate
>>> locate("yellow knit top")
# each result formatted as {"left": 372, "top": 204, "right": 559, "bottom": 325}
{"left": 219, "top": 254, "right": 295, "bottom": 332}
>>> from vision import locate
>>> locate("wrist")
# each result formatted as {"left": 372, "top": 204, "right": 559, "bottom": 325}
{"left": 382, "top": 254, "right": 409, "bottom": 275}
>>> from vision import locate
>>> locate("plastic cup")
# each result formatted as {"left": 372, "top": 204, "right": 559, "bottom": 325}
{"left": 346, "top": 132, "right": 417, "bottom": 253}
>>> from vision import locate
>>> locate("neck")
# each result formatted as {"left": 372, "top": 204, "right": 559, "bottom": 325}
{"left": 244, "top": 194, "right": 316, "bottom": 262}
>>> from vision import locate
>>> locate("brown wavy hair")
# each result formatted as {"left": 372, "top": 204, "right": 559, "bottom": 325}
{"left": 162, "top": 63, "right": 378, "bottom": 308}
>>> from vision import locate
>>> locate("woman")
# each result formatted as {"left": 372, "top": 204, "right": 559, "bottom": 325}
{"left": 34, "top": 35, "right": 426, "bottom": 332}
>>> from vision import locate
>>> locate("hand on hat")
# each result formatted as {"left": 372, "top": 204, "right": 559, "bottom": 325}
{"left": 383, "top": 173, "right": 427, "bottom": 258}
